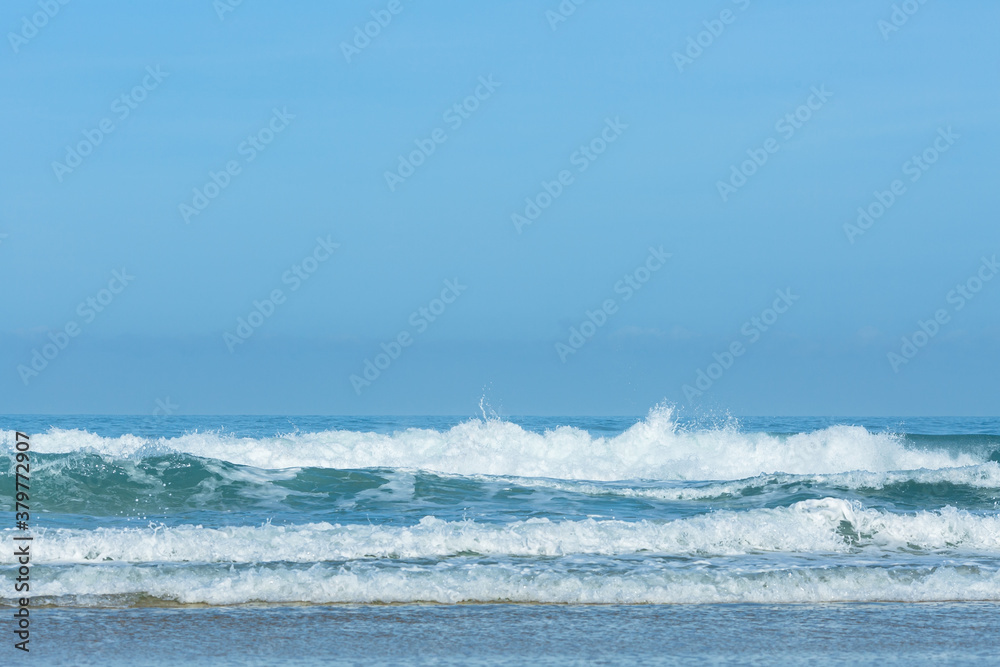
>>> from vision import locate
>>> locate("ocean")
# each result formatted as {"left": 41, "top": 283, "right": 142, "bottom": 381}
{"left": 3, "top": 407, "right": 1000, "bottom": 665}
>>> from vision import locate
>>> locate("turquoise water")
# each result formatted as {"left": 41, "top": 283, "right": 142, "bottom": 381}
{"left": 3, "top": 410, "right": 1000, "bottom": 663}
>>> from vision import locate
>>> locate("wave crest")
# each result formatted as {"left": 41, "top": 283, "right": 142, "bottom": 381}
{"left": 8, "top": 499, "right": 1000, "bottom": 564}
{"left": 3, "top": 406, "right": 983, "bottom": 480}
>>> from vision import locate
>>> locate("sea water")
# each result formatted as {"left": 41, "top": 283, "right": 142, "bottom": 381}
{"left": 2, "top": 407, "right": 1000, "bottom": 664}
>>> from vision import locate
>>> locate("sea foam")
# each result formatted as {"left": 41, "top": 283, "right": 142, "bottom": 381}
{"left": 7, "top": 499, "right": 1000, "bottom": 565}
{"left": 20, "top": 560, "right": 1000, "bottom": 606}
{"left": 3, "top": 406, "right": 981, "bottom": 480}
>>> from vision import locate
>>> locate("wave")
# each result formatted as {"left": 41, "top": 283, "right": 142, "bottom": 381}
{"left": 13, "top": 561, "right": 1000, "bottom": 606}
{"left": 1, "top": 406, "right": 986, "bottom": 480}
{"left": 516, "top": 462, "right": 1000, "bottom": 501}
{"left": 6, "top": 499, "right": 1000, "bottom": 565}
{"left": 3, "top": 454, "right": 998, "bottom": 521}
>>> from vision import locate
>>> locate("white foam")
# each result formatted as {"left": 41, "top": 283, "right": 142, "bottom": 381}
{"left": 3, "top": 406, "right": 982, "bottom": 480}
{"left": 8, "top": 499, "right": 1000, "bottom": 565}
{"left": 22, "top": 561, "right": 1000, "bottom": 605}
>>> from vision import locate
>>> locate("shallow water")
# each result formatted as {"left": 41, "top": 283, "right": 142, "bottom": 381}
{"left": 29, "top": 603, "right": 1000, "bottom": 666}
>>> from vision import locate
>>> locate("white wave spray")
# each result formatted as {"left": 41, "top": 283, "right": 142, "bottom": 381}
{"left": 6, "top": 405, "right": 982, "bottom": 480}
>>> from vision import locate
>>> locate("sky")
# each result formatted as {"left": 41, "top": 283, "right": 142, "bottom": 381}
{"left": 1, "top": 0, "right": 998, "bottom": 416}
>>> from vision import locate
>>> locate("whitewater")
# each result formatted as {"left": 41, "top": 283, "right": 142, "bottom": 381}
{"left": 2, "top": 407, "right": 999, "bottom": 606}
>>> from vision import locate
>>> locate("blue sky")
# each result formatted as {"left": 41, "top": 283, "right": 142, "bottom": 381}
{"left": 1, "top": 0, "right": 998, "bottom": 416}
